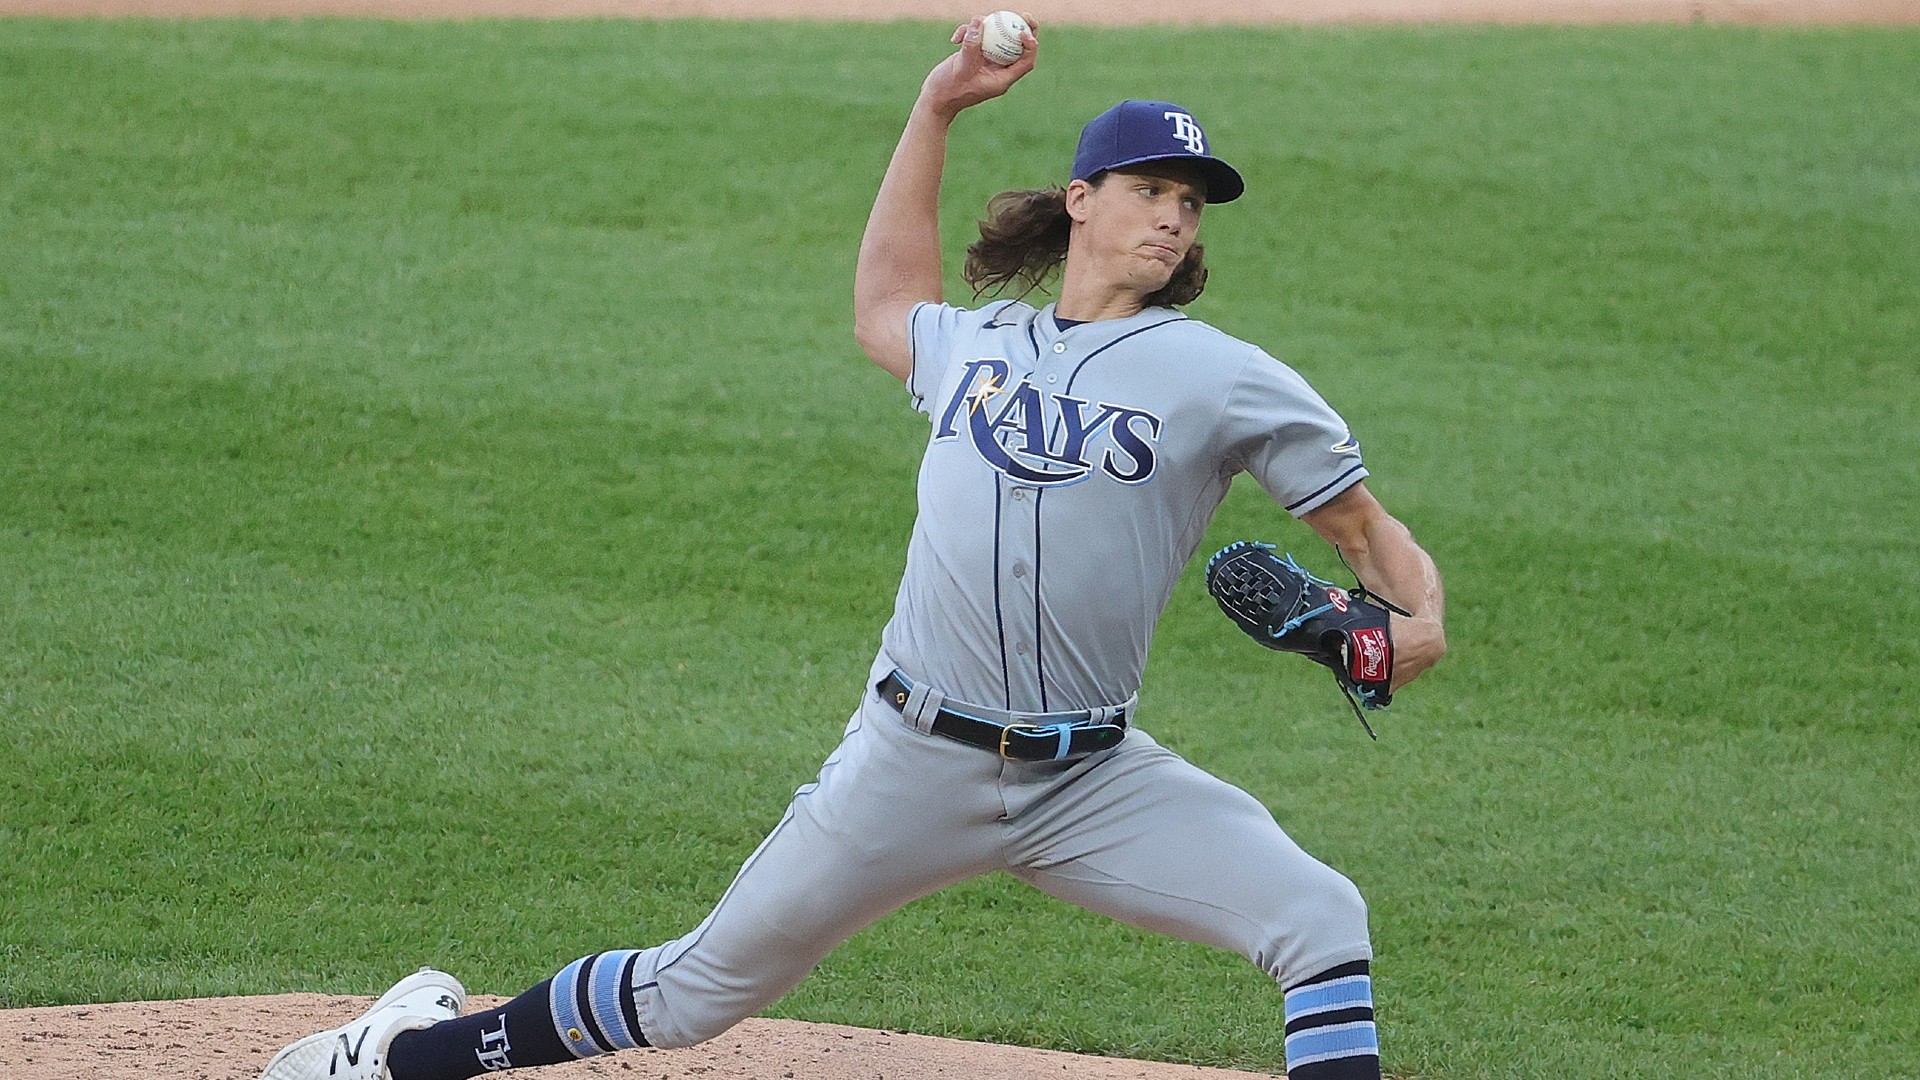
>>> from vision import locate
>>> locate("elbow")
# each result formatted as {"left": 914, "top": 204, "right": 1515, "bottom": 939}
{"left": 1426, "top": 624, "right": 1451, "bottom": 678}
{"left": 852, "top": 310, "right": 886, "bottom": 363}
{"left": 853, "top": 303, "right": 913, "bottom": 381}
{"left": 1389, "top": 614, "right": 1446, "bottom": 691}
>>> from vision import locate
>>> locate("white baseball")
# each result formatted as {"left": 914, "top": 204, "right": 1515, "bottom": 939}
{"left": 979, "top": 10, "right": 1029, "bottom": 67}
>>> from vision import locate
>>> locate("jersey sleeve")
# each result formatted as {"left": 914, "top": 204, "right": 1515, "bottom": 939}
{"left": 905, "top": 301, "right": 972, "bottom": 415}
{"left": 1225, "top": 350, "right": 1369, "bottom": 517}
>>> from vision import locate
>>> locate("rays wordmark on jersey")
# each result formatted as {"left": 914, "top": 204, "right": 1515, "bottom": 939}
{"left": 934, "top": 357, "right": 1164, "bottom": 488}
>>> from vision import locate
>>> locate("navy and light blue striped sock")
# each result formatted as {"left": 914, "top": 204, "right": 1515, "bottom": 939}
{"left": 387, "top": 950, "right": 649, "bottom": 1080}
{"left": 1282, "top": 960, "right": 1380, "bottom": 1080}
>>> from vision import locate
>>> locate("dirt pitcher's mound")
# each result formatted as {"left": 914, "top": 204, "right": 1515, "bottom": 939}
{"left": 0, "top": 993, "right": 1284, "bottom": 1080}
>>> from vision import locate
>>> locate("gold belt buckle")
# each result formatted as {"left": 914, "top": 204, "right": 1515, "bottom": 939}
{"left": 998, "top": 722, "right": 1046, "bottom": 759}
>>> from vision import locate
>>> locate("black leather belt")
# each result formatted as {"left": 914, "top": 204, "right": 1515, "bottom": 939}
{"left": 876, "top": 670, "right": 1129, "bottom": 762}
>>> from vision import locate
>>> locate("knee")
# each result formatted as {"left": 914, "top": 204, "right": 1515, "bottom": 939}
{"left": 1252, "top": 863, "right": 1371, "bottom": 984}
{"left": 1293, "top": 862, "right": 1370, "bottom": 946}
{"left": 1314, "top": 866, "right": 1370, "bottom": 938}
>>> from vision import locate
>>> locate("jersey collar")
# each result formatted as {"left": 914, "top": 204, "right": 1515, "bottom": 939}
{"left": 1033, "top": 303, "right": 1188, "bottom": 354}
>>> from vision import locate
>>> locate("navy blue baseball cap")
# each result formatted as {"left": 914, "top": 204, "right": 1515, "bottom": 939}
{"left": 1071, "top": 100, "right": 1245, "bottom": 204}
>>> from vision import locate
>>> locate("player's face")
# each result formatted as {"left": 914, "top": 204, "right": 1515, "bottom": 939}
{"left": 1068, "top": 165, "right": 1207, "bottom": 294}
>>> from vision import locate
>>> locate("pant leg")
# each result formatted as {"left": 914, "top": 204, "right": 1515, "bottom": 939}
{"left": 629, "top": 696, "right": 1009, "bottom": 1048}
{"left": 1000, "top": 727, "right": 1371, "bottom": 988}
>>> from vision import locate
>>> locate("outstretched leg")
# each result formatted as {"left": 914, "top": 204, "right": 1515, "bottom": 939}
{"left": 617, "top": 704, "right": 1008, "bottom": 1050}
{"left": 269, "top": 698, "right": 1009, "bottom": 1080}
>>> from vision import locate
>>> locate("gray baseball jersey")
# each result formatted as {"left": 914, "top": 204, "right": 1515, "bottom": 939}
{"left": 618, "top": 299, "right": 1376, "bottom": 1053}
{"left": 884, "top": 298, "right": 1367, "bottom": 713}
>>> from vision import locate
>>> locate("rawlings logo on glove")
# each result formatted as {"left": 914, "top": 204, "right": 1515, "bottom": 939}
{"left": 1349, "top": 626, "right": 1390, "bottom": 683}
{"left": 1204, "top": 541, "right": 1409, "bottom": 738}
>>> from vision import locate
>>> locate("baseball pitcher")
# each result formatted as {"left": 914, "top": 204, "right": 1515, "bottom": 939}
{"left": 260, "top": 13, "right": 1446, "bottom": 1080}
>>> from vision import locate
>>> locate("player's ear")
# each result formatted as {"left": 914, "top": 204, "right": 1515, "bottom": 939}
{"left": 1064, "top": 178, "right": 1095, "bottom": 223}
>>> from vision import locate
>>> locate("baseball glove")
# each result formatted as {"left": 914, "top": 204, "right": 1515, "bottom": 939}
{"left": 1204, "top": 541, "right": 1408, "bottom": 738}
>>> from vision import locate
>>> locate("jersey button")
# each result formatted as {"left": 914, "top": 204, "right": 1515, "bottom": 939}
{"left": 1013, "top": 564, "right": 1027, "bottom": 578}
{"left": 1010, "top": 488, "right": 1028, "bottom": 501}
{"left": 1052, "top": 342, "right": 1066, "bottom": 353}
{"left": 1045, "top": 374, "right": 1058, "bottom": 384}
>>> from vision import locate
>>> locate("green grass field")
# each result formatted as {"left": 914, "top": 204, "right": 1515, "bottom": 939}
{"left": 2, "top": 16, "right": 1916, "bottom": 1079}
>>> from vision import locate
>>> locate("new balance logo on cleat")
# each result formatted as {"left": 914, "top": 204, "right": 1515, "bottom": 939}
{"left": 333, "top": 1027, "right": 370, "bottom": 1071}
{"left": 260, "top": 968, "right": 467, "bottom": 1080}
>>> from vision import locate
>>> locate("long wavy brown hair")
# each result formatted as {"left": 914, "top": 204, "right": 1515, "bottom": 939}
{"left": 961, "top": 180, "right": 1208, "bottom": 308}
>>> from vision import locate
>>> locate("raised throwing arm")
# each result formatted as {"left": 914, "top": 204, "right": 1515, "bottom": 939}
{"left": 853, "top": 13, "right": 1038, "bottom": 382}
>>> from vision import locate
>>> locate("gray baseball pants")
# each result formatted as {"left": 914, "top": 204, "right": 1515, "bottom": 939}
{"left": 626, "top": 662, "right": 1373, "bottom": 1049}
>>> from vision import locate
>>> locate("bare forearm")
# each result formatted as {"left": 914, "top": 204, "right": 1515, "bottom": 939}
{"left": 1303, "top": 484, "right": 1447, "bottom": 690}
{"left": 1341, "top": 513, "right": 1443, "bottom": 626}
{"left": 862, "top": 99, "right": 955, "bottom": 292}
{"left": 1339, "top": 514, "right": 1446, "bottom": 689}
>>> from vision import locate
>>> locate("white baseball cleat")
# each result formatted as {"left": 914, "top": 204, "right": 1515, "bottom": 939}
{"left": 260, "top": 967, "right": 466, "bottom": 1080}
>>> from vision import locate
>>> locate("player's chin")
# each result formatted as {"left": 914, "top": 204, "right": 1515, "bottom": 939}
{"left": 1130, "top": 257, "right": 1179, "bottom": 292}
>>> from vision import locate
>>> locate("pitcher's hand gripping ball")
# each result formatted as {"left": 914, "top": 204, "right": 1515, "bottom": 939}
{"left": 1205, "top": 541, "right": 1408, "bottom": 737}
{"left": 979, "top": 11, "right": 1030, "bottom": 65}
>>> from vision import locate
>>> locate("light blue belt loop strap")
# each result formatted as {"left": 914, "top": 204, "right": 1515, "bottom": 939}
{"left": 1049, "top": 724, "right": 1075, "bottom": 760}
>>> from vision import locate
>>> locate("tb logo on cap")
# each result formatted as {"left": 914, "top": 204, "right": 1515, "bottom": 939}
{"left": 1164, "top": 111, "right": 1207, "bottom": 155}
